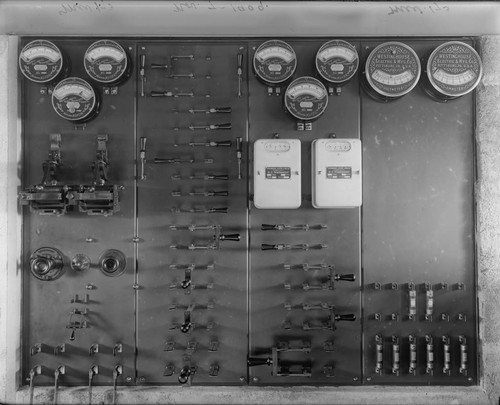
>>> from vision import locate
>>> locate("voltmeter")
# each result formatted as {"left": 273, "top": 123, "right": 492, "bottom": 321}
{"left": 312, "top": 138, "right": 362, "bottom": 208}
{"left": 51, "top": 77, "right": 100, "bottom": 123}
{"left": 84, "top": 39, "right": 130, "bottom": 85}
{"left": 315, "top": 40, "right": 359, "bottom": 85}
{"left": 253, "top": 139, "right": 301, "bottom": 209}
{"left": 253, "top": 40, "right": 297, "bottom": 86}
{"left": 424, "top": 41, "right": 483, "bottom": 101}
{"left": 19, "top": 40, "right": 67, "bottom": 84}
{"left": 363, "top": 42, "right": 421, "bottom": 101}
{"left": 284, "top": 76, "right": 328, "bottom": 122}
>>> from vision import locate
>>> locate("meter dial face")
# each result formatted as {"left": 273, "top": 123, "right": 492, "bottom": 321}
{"left": 365, "top": 42, "right": 421, "bottom": 99}
{"left": 285, "top": 76, "right": 328, "bottom": 121}
{"left": 84, "top": 39, "right": 129, "bottom": 84}
{"left": 315, "top": 40, "right": 359, "bottom": 84}
{"left": 427, "top": 41, "right": 482, "bottom": 98}
{"left": 19, "top": 40, "right": 64, "bottom": 83}
{"left": 52, "top": 77, "right": 98, "bottom": 122}
{"left": 253, "top": 40, "right": 297, "bottom": 85}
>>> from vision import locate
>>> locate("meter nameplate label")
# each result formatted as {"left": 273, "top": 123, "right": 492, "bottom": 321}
{"left": 266, "top": 167, "right": 291, "bottom": 180}
{"left": 326, "top": 167, "right": 352, "bottom": 179}
{"left": 312, "top": 139, "right": 362, "bottom": 208}
{"left": 254, "top": 139, "right": 301, "bottom": 209}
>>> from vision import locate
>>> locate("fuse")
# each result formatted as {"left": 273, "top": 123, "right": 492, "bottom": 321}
{"left": 375, "top": 334, "right": 383, "bottom": 375}
{"left": 408, "top": 283, "right": 416, "bottom": 320}
{"left": 426, "top": 335, "right": 434, "bottom": 375}
{"left": 459, "top": 335, "right": 468, "bottom": 376}
{"left": 392, "top": 336, "right": 400, "bottom": 376}
{"left": 425, "top": 287, "right": 434, "bottom": 321}
{"left": 442, "top": 335, "right": 451, "bottom": 375}
{"left": 409, "top": 334, "right": 417, "bottom": 375}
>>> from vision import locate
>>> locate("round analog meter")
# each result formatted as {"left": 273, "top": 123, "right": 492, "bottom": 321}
{"left": 253, "top": 40, "right": 297, "bottom": 86}
{"left": 315, "top": 40, "right": 359, "bottom": 84}
{"left": 425, "top": 41, "right": 482, "bottom": 101}
{"left": 285, "top": 76, "right": 328, "bottom": 121}
{"left": 364, "top": 42, "right": 421, "bottom": 101}
{"left": 19, "top": 40, "right": 67, "bottom": 84}
{"left": 52, "top": 77, "right": 100, "bottom": 123}
{"left": 84, "top": 40, "right": 130, "bottom": 84}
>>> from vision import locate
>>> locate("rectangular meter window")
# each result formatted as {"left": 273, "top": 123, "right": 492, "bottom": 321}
{"left": 312, "top": 139, "right": 362, "bottom": 208}
{"left": 254, "top": 139, "right": 301, "bottom": 209}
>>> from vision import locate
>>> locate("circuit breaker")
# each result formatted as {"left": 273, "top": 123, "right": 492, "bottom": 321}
{"left": 18, "top": 36, "right": 480, "bottom": 395}
{"left": 311, "top": 138, "right": 362, "bottom": 208}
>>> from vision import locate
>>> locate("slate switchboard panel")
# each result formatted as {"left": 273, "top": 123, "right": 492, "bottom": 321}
{"left": 19, "top": 37, "right": 478, "bottom": 393}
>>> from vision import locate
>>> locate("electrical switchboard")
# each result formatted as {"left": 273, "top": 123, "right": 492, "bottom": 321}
{"left": 19, "top": 37, "right": 479, "bottom": 397}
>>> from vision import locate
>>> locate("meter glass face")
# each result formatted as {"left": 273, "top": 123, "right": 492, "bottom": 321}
{"left": 365, "top": 42, "right": 421, "bottom": 99}
{"left": 315, "top": 40, "right": 359, "bottom": 84}
{"left": 253, "top": 40, "right": 297, "bottom": 85}
{"left": 427, "top": 41, "right": 482, "bottom": 98}
{"left": 19, "top": 40, "right": 64, "bottom": 83}
{"left": 84, "top": 40, "right": 128, "bottom": 84}
{"left": 51, "top": 77, "right": 97, "bottom": 122}
{"left": 285, "top": 76, "right": 328, "bottom": 121}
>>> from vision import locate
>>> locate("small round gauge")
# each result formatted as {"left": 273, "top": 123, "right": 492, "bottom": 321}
{"left": 98, "top": 249, "right": 127, "bottom": 277}
{"left": 315, "top": 40, "right": 359, "bottom": 84}
{"left": 30, "top": 247, "right": 65, "bottom": 281}
{"left": 19, "top": 40, "right": 67, "bottom": 84}
{"left": 84, "top": 40, "right": 130, "bottom": 84}
{"left": 364, "top": 42, "right": 421, "bottom": 101}
{"left": 51, "top": 77, "right": 100, "bottom": 123}
{"left": 424, "top": 41, "right": 482, "bottom": 101}
{"left": 285, "top": 76, "right": 328, "bottom": 121}
{"left": 253, "top": 40, "right": 297, "bottom": 86}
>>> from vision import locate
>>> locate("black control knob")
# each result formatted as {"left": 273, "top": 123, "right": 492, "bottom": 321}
{"left": 178, "top": 366, "right": 193, "bottom": 384}
{"left": 180, "top": 322, "right": 192, "bottom": 333}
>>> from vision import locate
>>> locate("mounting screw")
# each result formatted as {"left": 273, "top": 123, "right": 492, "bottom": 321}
{"left": 139, "top": 376, "right": 146, "bottom": 383}
{"left": 125, "top": 376, "right": 133, "bottom": 383}
{"left": 239, "top": 376, "right": 246, "bottom": 382}
{"left": 366, "top": 377, "right": 372, "bottom": 382}
{"left": 86, "top": 237, "right": 95, "bottom": 243}
{"left": 353, "top": 377, "right": 358, "bottom": 381}
{"left": 132, "top": 237, "right": 141, "bottom": 243}
{"left": 252, "top": 377, "right": 259, "bottom": 383}
{"left": 132, "top": 284, "right": 140, "bottom": 290}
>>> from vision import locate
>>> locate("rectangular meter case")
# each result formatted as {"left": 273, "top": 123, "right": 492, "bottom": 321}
{"left": 253, "top": 139, "right": 301, "bottom": 209}
{"left": 312, "top": 138, "right": 362, "bottom": 208}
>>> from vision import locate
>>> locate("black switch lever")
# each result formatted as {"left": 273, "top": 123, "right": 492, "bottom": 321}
{"left": 178, "top": 366, "right": 194, "bottom": 384}
{"left": 247, "top": 357, "right": 272, "bottom": 367}
{"left": 218, "top": 233, "right": 240, "bottom": 242}
{"left": 335, "top": 314, "right": 356, "bottom": 322}
{"left": 334, "top": 274, "right": 356, "bottom": 282}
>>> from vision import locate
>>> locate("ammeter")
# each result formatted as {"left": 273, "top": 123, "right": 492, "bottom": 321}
{"left": 424, "top": 41, "right": 482, "bottom": 101}
{"left": 84, "top": 40, "right": 130, "bottom": 85}
{"left": 363, "top": 42, "right": 421, "bottom": 101}
{"left": 254, "top": 139, "right": 301, "bottom": 209}
{"left": 315, "top": 40, "right": 359, "bottom": 85}
{"left": 312, "top": 138, "right": 362, "bottom": 208}
{"left": 284, "top": 76, "right": 328, "bottom": 122}
{"left": 19, "top": 40, "right": 67, "bottom": 84}
{"left": 51, "top": 77, "right": 100, "bottom": 123}
{"left": 253, "top": 40, "right": 297, "bottom": 86}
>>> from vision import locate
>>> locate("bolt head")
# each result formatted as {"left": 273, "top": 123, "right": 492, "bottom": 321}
{"left": 125, "top": 376, "right": 133, "bottom": 383}
{"left": 252, "top": 376, "right": 259, "bottom": 383}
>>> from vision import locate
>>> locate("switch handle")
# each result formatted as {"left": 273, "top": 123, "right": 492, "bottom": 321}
{"left": 335, "top": 273, "right": 356, "bottom": 282}
{"left": 247, "top": 357, "right": 272, "bottom": 367}
{"left": 213, "top": 107, "right": 232, "bottom": 113}
{"left": 150, "top": 91, "right": 172, "bottom": 97}
{"left": 211, "top": 191, "right": 229, "bottom": 196}
{"left": 211, "top": 140, "right": 233, "bottom": 147}
{"left": 335, "top": 313, "right": 356, "bottom": 322}
{"left": 208, "top": 207, "right": 228, "bottom": 213}
{"left": 219, "top": 233, "right": 240, "bottom": 242}
{"left": 261, "top": 244, "right": 277, "bottom": 251}
{"left": 261, "top": 224, "right": 277, "bottom": 231}
{"left": 210, "top": 175, "right": 229, "bottom": 180}
{"left": 213, "top": 123, "right": 232, "bottom": 130}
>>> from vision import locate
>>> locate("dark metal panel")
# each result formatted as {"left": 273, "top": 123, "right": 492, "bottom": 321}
{"left": 21, "top": 39, "right": 137, "bottom": 386}
{"left": 135, "top": 41, "right": 249, "bottom": 385}
{"left": 361, "top": 40, "right": 477, "bottom": 385}
{"left": 247, "top": 39, "right": 362, "bottom": 385}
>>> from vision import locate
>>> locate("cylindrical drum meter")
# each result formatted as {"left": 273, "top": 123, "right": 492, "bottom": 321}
{"left": 363, "top": 42, "right": 421, "bottom": 101}
{"left": 315, "top": 40, "right": 359, "bottom": 92}
{"left": 19, "top": 40, "right": 68, "bottom": 84}
{"left": 84, "top": 39, "right": 130, "bottom": 85}
{"left": 253, "top": 40, "right": 297, "bottom": 87}
{"left": 424, "top": 41, "right": 482, "bottom": 101}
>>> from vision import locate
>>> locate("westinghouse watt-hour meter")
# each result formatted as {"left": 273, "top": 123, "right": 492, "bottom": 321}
{"left": 312, "top": 138, "right": 362, "bottom": 208}
{"left": 363, "top": 41, "right": 421, "bottom": 101}
{"left": 423, "top": 41, "right": 483, "bottom": 101}
{"left": 253, "top": 139, "right": 301, "bottom": 209}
